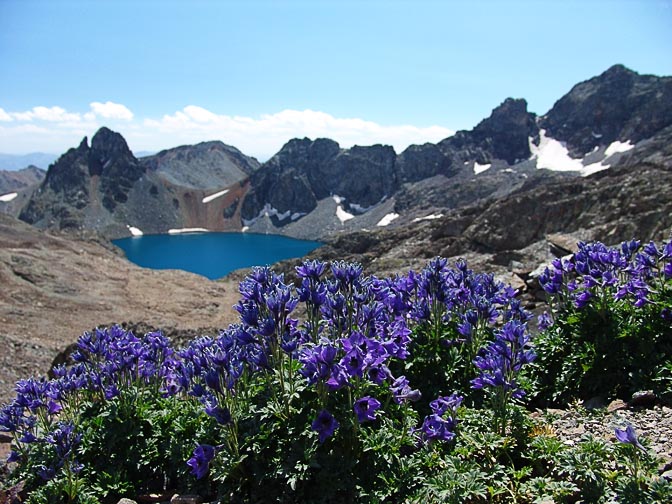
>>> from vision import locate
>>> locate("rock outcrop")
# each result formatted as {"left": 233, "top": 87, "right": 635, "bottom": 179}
{"left": 14, "top": 128, "right": 254, "bottom": 237}
{"left": 141, "top": 140, "right": 260, "bottom": 189}
{"left": 8, "top": 65, "right": 672, "bottom": 242}
{"left": 539, "top": 64, "right": 672, "bottom": 156}
{"left": 0, "top": 166, "right": 45, "bottom": 195}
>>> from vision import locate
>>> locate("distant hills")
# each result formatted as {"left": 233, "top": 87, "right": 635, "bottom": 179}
{"left": 0, "top": 165, "right": 46, "bottom": 195}
{"left": 1, "top": 64, "right": 671, "bottom": 249}
{"left": 0, "top": 152, "right": 58, "bottom": 171}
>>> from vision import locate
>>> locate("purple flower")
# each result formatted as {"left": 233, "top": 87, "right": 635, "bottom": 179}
{"left": 203, "top": 396, "right": 231, "bottom": 425}
{"left": 574, "top": 290, "right": 592, "bottom": 309}
{"left": 353, "top": 396, "right": 381, "bottom": 423}
{"left": 664, "top": 261, "right": 672, "bottom": 279}
{"left": 47, "top": 400, "right": 62, "bottom": 415}
{"left": 296, "top": 259, "right": 327, "bottom": 281}
{"left": 614, "top": 424, "right": 646, "bottom": 452}
{"left": 187, "top": 444, "right": 216, "bottom": 479}
{"left": 311, "top": 409, "right": 339, "bottom": 443}
{"left": 46, "top": 421, "right": 81, "bottom": 463}
{"left": 421, "top": 414, "right": 456, "bottom": 442}
{"left": 537, "top": 312, "right": 553, "bottom": 331}
{"left": 390, "top": 375, "right": 421, "bottom": 404}
{"left": 471, "top": 321, "right": 534, "bottom": 399}
{"left": 429, "top": 393, "right": 463, "bottom": 417}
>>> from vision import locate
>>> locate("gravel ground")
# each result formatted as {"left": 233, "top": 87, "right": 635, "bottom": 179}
{"left": 539, "top": 401, "right": 672, "bottom": 472}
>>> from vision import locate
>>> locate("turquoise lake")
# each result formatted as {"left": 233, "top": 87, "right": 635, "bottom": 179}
{"left": 113, "top": 232, "right": 322, "bottom": 280}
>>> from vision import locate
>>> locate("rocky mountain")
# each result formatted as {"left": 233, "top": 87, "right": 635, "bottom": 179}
{"left": 539, "top": 64, "right": 672, "bottom": 157}
{"left": 240, "top": 65, "right": 672, "bottom": 239}
{"left": 264, "top": 153, "right": 672, "bottom": 329}
{"left": 9, "top": 129, "right": 256, "bottom": 238}
{"left": 5, "top": 65, "right": 671, "bottom": 245}
{"left": 140, "top": 141, "right": 260, "bottom": 189}
{"left": 0, "top": 165, "right": 45, "bottom": 195}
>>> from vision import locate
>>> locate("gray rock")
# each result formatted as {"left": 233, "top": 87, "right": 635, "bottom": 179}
{"left": 630, "top": 390, "right": 657, "bottom": 408}
{"left": 540, "top": 64, "right": 672, "bottom": 157}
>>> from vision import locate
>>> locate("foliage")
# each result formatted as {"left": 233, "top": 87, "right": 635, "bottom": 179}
{"left": 533, "top": 239, "right": 672, "bottom": 404}
{"left": 1, "top": 241, "right": 670, "bottom": 502}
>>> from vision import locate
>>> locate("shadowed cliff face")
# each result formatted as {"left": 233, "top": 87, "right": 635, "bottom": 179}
{"left": 18, "top": 129, "right": 147, "bottom": 233}
{"left": 240, "top": 98, "right": 539, "bottom": 228}
{"left": 8, "top": 65, "right": 672, "bottom": 242}
{"left": 539, "top": 64, "right": 672, "bottom": 156}
{"left": 14, "top": 129, "right": 257, "bottom": 238}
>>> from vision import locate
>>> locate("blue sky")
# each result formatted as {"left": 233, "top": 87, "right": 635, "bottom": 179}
{"left": 1, "top": 0, "right": 671, "bottom": 160}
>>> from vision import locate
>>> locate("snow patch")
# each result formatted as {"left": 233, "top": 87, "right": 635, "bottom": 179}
{"left": 332, "top": 194, "right": 344, "bottom": 204}
{"left": 604, "top": 140, "right": 634, "bottom": 157}
{"left": 412, "top": 213, "right": 444, "bottom": 223}
{"left": 202, "top": 189, "right": 229, "bottom": 203}
{"left": 127, "top": 225, "right": 143, "bottom": 236}
{"left": 336, "top": 205, "right": 354, "bottom": 223}
{"left": 503, "top": 168, "right": 516, "bottom": 173}
{"left": 291, "top": 212, "right": 305, "bottom": 221}
{"left": 530, "top": 130, "right": 584, "bottom": 172}
{"left": 243, "top": 203, "right": 295, "bottom": 227}
{"left": 376, "top": 213, "right": 399, "bottom": 227}
{"left": 473, "top": 162, "right": 491, "bottom": 175}
{"left": 0, "top": 192, "right": 18, "bottom": 202}
{"left": 241, "top": 226, "right": 249, "bottom": 232}
{"left": 168, "top": 228, "right": 209, "bottom": 234}
{"left": 580, "top": 162, "right": 610, "bottom": 177}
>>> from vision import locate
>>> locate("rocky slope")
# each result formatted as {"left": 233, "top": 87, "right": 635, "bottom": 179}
{"left": 240, "top": 65, "right": 672, "bottom": 239}
{"left": 265, "top": 147, "right": 672, "bottom": 314}
{"left": 0, "top": 166, "right": 45, "bottom": 195}
{"left": 140, "top": 140, "right": 260, "bottom": 189}
{"left": 539, "top": 64, "right": 672, "bottom": 156}
{"left": 6, "top": 65, "right": 671, "bottom": 243}
{"left": 0, "top": 213, "right": 241, "bottom": 405}
{"left": 10, "top": 129, "right": 255, "bottom": 238}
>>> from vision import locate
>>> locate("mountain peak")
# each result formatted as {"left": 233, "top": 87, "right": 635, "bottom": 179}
{"left": 441, "top": 97, "right": 538, "bottom": 164}
{"left": 90, "top": 127, "right": 133, "bottom": 158}
{"left": 600, "top": 63, "right": 635, "bottom": 77}
{"left": 540, "top": 65, "right": 672, "bottom": 156}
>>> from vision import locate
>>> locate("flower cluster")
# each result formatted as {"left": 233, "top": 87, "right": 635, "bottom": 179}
{"left": 420, "top": 392, "right": 462, "bottom": 442}
{"left": 0, "top": 326, "right": 179, "bottom": 487}
{"left": 539, "top": 239, "right": 672, "bottom": 316}
{"left": 471, "top": 320, "right": 536, "bottom": 400}
{"left": 1, "top": 257, "right": 539, "bottom": 494}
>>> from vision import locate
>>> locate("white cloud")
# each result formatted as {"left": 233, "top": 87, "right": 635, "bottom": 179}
{"left": 90, "top": 101, "right": 134, "bottom": 120}
{"left": 8, "top": 106, "right": 81, "bottom": 123}
{"left": 0, "top": 104, "right": 453, "bottom": 160}
{"left": 142, "top": 107, "right": 454, "bottom": 160}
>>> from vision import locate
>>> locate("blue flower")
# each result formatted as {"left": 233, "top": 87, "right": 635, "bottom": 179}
{"left": 296, "top": 259, "right": 327, "bottom": 281}
{"left": 353, "top": 396, "right": 381, "bottom": 423}
{"left": 390, "top": 375, "right": 421, "bottom": 404}
{"left": 614, "top": 424, "right": 646, "bottom": 452}
{"left": 311, "top": 409, "right": 339, "bottom": 443}
{"left": 187, "top": 444, "right": 216, "bottom": 479}
{"left": 537, "top": 312, "right": 553, "bottom": 331}
{"left": 421, "top": 414, "right": 456, "bottom": 442}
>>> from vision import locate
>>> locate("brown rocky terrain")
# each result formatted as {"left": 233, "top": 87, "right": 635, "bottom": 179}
{"left": 0, "top": 214, "right": 241, "bottom": 405}
{"left": 0, "top": 166, "right": 45, "bottom": 195}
